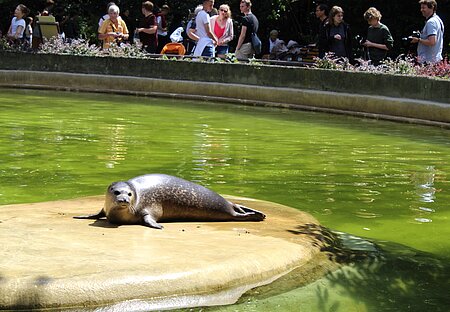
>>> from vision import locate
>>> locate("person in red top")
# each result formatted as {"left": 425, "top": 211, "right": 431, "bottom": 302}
{"left": 210, "top": 4, "right": 233, "bottom": 58}
{"left": 136, "top": 1, "right": 157, "bottom": 53}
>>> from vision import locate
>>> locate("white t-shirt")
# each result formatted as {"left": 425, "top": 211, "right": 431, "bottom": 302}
{"left": 10, "top": 17, "right": 26, "bottom": 39}
{"left": 98, "top": 14, "right": 109, "bottom": 28}
{"left": 269, "top": 38, "right": 282, "bottom": 53}
{"left": 156, "top": 16, "right": 168, "bottom": 36}
{"left": 195, "top": 10, "right": 211, "bottom": 40}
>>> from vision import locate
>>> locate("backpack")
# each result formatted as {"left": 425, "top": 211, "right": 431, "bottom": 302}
{"left": 251, "top": 32, "right": 261, "bottom": 55}
{"left": 247, "top": 15, "right": 261, "bottom": 55}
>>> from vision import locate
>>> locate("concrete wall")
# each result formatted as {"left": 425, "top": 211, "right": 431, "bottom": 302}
{"left": 0, "top": 51, "right": 449, "bottom": 126}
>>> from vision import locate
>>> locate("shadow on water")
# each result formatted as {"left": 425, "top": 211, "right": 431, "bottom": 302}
{"left": 190, "top": 224, "right": 450, "bottom": 312}
{"left": 287, "top": 224, "right": 450, "bottom": 312}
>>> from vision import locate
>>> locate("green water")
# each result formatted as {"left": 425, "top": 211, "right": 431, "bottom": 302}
{"left": 1, "top": 89, "right": 449, "bottom": 311}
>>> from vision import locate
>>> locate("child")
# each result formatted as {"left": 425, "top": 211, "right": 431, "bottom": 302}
{"left": 361, "top": 7, "right": 394, "bottom": 65}
{"left": 7, "top": 4, "right": 30, "bottom": 42}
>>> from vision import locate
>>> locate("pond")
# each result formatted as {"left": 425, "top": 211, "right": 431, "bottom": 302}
{"left": 0, "top": 88, "right": 449, "bottom": 311}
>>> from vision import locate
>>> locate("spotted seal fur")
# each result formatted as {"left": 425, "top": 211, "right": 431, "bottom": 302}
{"left": 74, "top": 174, "right": 266, "bottom": 229}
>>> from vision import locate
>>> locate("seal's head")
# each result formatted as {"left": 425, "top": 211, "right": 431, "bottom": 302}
{"left": 104, "top": 181, "right": 140, "bottom": 224}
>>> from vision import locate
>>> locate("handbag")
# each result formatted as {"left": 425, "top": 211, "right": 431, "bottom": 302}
{"left": 251, "top": 32, "right": 262, "bottom": 55}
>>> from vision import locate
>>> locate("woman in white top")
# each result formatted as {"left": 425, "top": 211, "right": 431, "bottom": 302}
{"left": 7, "top": 4, "right": 30, "bottom": 42}
{"left": 210, "top": 4, "right": 233, "bottom": 58}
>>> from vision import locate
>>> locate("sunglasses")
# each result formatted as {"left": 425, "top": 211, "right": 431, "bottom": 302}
{"left": 220, "top": 9, "right": 228, "bottom": 12}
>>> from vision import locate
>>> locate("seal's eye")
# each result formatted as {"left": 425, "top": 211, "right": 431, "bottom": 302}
{"left": 114, "top": 191, "right": 120, "bottom": 195}
{"left": 128, "top": 193, "right": 132, "bottom": 196}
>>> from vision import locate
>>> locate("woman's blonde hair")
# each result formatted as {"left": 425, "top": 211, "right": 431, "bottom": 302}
{"left": 364, "top": 7, "right": 381, "bottom": 21}
{"left": 219, "top": 4, "right": 231, "bottom": 19}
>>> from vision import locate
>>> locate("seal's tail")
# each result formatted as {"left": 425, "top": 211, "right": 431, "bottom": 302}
{"left": 233, "top": 204, "right": 266, "bottom": 221}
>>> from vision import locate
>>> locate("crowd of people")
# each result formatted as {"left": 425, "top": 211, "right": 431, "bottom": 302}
{"left": 314, "top": 0, "right": 444, "bottom": 64}
{"left": 4, "top": 0, "right": 446, "bottom": 65}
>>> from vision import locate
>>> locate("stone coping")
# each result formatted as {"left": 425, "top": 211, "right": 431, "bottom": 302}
{"left": 0, "top": 195, "right": 335, "bottom": 311}
{"left": 0, "top": 51, "right": 449, "bottom": 126}
{"left": 0, "top": 70, "right": 449, "bottom": 127}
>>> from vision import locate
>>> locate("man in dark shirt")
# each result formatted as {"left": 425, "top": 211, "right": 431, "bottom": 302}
{"left": 136, "top": 1, "right": 157, "bottom": 53}
{"left": 315, "top": 3, "right": 329, "bottom": 58}
{"left": 236, "top": 0, "right": 258, "bottom": 60}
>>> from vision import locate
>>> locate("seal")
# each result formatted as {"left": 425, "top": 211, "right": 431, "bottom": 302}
{"left": 74, "top": 174, "right": 266, "bottom": 229}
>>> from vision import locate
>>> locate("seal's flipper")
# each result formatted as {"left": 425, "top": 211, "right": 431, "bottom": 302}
{"left": 73, "top": 209, "right": 106, "bottom": 220}
{"left": 232, "top": 204, "right": 266, "bottom": 221}
{"left": 142, "top": 214, "right": 164, "bottom": 229}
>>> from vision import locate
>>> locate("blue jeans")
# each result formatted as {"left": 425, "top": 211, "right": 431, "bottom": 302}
{"left": 201, "top": 45, "right": 215, "bottom": 57}
{"left": 216, "top": 45, "right": 229, "bottom": 55}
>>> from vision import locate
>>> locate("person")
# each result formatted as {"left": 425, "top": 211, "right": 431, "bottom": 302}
{"left": 61, "top": 10, "right": 80, "bottom": 42}
{"left": 185, "top": 5, "right": 204, "bottom": 54}
{"left": 41, "top": 0, "right": 54, "bottom": 16}
{"left": 235, "top": 0, "right": 259, "bottom": 60}
{"left": 361, "top": 7, "right": 394, "bottom": 65}
{"left": 136, "top": 1, "right": 158, "bottom": 54}
{"left": 410, "top": 0, "right": 444, "bottom": 64}
{"left": 264, "top": 29, "right": 282, "bottom": 55}
{"left": 156, "top": 4, "right": 170, "bottom": 53}
{"left": 24, "top": 16, "right": 33, "bottom": 46}
{"left": 121, "top": 9, "right": 136, "bottom": 44}
{"left": 210, "top": 8, "right": 219, "bottom": 17}
{"left": 98, "top": 4, "right": 129, "bottom": 49}
{"left": 98, "top": 2, "right": 116, "bottom": 30}
{"left": 323, "top": 6, "right": 352, "bottom": 60}
{"left": 7, "top": 4, "right": 30, "bottom": 43}
{"left": 315, "top": 3, "right": 329, "bottom": 58}
{"left": 192, "top": 0, "right": 217, "bottom": 57}
{"left": 210, "top": 4, "right": 233, "bottom": 58}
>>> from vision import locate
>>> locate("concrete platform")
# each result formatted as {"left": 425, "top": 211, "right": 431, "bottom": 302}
{"left": 0, "top": 195, "right": 334, "bottom": 311}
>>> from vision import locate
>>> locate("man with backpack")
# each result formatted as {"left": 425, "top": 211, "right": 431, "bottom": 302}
{"left": 235, "top": 0, "right": 258, "bottom": 60}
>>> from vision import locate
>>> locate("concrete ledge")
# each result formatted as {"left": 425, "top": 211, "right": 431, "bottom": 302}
{"left": 1, "top": 70, "right": 449, "bottom": 127}
{"left": 0, "top": 195, "right": 335, "bottom": 311}
{"left": 0, "top": 51, "right": 449, "bottom": 104}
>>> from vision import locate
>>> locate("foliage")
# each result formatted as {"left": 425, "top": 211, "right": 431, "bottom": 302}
{"left": 38, "top": 37, "right": 101, "bottom": 56}
{"left": 0, "top": 36, "right": 31, "bottom": 52}
{"left": 104, "top": 42, "right": 149, "bottom": 58}
{"left": 1, "top": 33, "right": 448, "bottom": 80}
{"left": 0, "top": 37, "right": 10, "bottom": 51}
{"left": 37, "top": 37, "right": 152, "bottom": 58}
{"left": 415, "top": 58, "right": 450, "bottom": 79}
{"left": 314, "top": 53, "right": 450, "bottom": 80}
{"left": 382, "top": 56, "right": 418, "bottom": 76}
{"left": 314, "top": 53, "right": 353, "bottom": 70}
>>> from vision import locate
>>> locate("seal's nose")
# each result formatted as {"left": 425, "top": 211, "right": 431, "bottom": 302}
{"left": 117, "top": 196, "right": 130, "bottom": 204}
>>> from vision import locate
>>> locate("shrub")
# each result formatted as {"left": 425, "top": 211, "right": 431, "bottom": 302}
{"left": 38, "top": 37, "right": 101, "bottom": 56}
{"left": 415, "top": 58, "right": 450, "bottom": 79}
{"left": 314, "top": 53, "right": 450, "bottom": 80}
{"left": 38, "top": 37, "right": 149, "bottom": 58}
{"left": 1, "top": 36, "right": 449, "bottom": 80}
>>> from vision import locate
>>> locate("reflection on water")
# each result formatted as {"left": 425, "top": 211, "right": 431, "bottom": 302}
{"left": 0, "top": 89, "right": 449, "bottom": 312}
{"left": 104, "top": 123, "right": 128, "bottom": 169}
{"left": 191, "top": 124, "right": 232, "bottom": 185}
{"left": 411, "top": 166, "right": 438, "bottom": 224}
